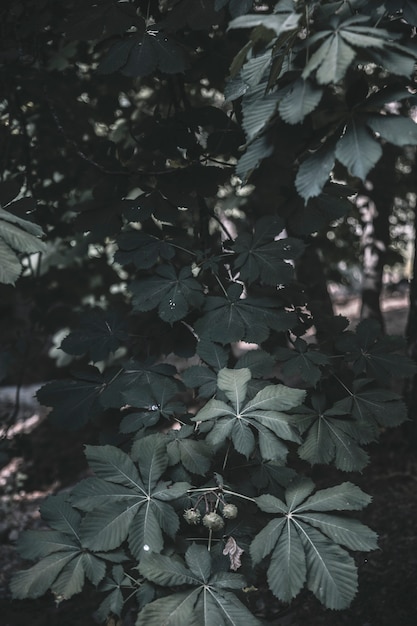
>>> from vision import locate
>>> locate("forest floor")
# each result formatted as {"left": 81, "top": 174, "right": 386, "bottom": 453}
{"left": 0, "top": 290, "right": 416, "bottom": 626}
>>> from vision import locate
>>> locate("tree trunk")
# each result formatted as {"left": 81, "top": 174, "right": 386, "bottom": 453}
{"left": 405, "top": 210, "right": 417, "bottom": 441}
{"left": 358, "top": 196, "right": 388, "bottom": 330}
{"left": 359, "top": 150, "right": 396, "bottom": 331}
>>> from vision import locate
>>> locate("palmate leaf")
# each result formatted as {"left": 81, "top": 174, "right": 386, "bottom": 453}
{"left": 182, "top": 364, "right": 217, "bottom": 398}
{"left": 193, "top": 368, "right": 303, "bottom": 460}
{"left": 302, "top": 15, "right": 395, "bottom": 85}
{"left": 138, "top": 545, "right": 261, "bottom": 626}
{"left": 302, "top": 28, "right": 356, "bottom": 85}
{"left": 36, "top": 365, "right": 105, "bottom": 429}
{"left": 278, "top": 78, "right": 323, "bottom": 125}
{"left": 251, "top": 479, "right": 376, "bottom": 609}
{"left": 11, "top": 494, "right": 108, "bottom": 601}
{"left": 73, "top": 441, "right": 189, "bottom": 558}
{"left": 115, "top": 230, "right": 175, "bottom": 269}
{"left": 194, "top": 284, "right": 297, "bottom": 344}
{"left": 99, "top": 30, "right": 187, "bottom": 77}
{"left": 60, "top": 309, "right": 128, "bottom": 362}
{"left": 230, "top": 216, "right": 304, "bottom": 285}
{"left": 130, "top": 264, "right": 204, "bottom": 324}
{"left": 95, "top": 565, "right": 135, "bottom": 622}
{"left": 293, "top": 395, "right": 371, "bottom": 471}
{"left": 332, "top": 379, "right": 408, "bottom": 435}
{"left": 275, "top": 338, "right": 329, "bottom": 387}
{"left": 336, "top": 318, "right": 416, "bottom": 381}
{"left": 0, "top": 208, "right": 47, "bottom": 285}
{"left": 335, "top": 119, "right": 382, "bottom": 181}
{"left": 100, "top": 359, "right": 180, "bottom": 410}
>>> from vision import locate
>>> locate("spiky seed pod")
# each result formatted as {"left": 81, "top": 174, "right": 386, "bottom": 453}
{"left": 202, "top": 512, "right": 224, "bottom": 531}
{"left": 222, "top": 503, "right": 238, "bottom": 519}
{"left": 183, "top": 509, "right": 201, "bottom": 525}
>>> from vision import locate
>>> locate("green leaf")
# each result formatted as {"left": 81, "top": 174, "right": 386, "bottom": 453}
{"left": 137, "top": 589, "right": 202, "bottom": 626}
{"left": 167, "top": 438, "right": 212, "bottom": 475}
{"left": 302, "top": 31, "right": 356, "bottom": 84}
{"left": 140, "top": 553, "right": 201, "bottom": 587}
{"left": 100, "top": 31, "right": 187, "bottom": 77}
{"left": 295, "top": 141, "right": 336, "bottom": 202}
{"left": 335, "top": 119, "right": 382, "bottom": 180}
{"left": 197, "top": 339, "right": 228, "bottom": 370}
{"left": 278, "top": 79, "right": 323, "bottom": 125}
{"left": 250, "top": 517, "right": 286, "bottom": 563}
{"left": 71, "top": 477, "right": 134, "bottom": 511}
{"left": 336, "top": 319, "right": 416, "bottom": 381}
{"left": 36, "top": 366, "right": 105, "bottom": 429}
{"left": 182, "top": 365, "right": 217, "bottom": 398}
{"left": 228, "top": 8, "right": 300, "bottom": 37}
{"left": 230, "top": 217, "right": 304, "bottom": 285}
{"left": 242, "top": 384, "right": 306, "bottom": 413}
{"left": 294, "top": 405, "right": 370, "bottom": 472}
{"left": 16, "top": 530, "right": 78, "bottom": 560}
{"left": 10, "top": 553, "right": 76, "bottom": 599}
{"left": 193, "top": 371, "right": 301, "bottom": 459}
{"left": 297, "top": 523, "right": 358, "bottom": 609}
{"left": 81, "top": 552, "right": 107, "bottom": 585}
{"left": 366, "top": 114, "right": 417, "bottom": 147}
{"left": 130, "top": 265, "right": 204, "bottom": 323}
{"left": 297, "top": 513, "right": 378, "bottom": 551}
{"left": 80, "top": 502, "right": 139, "bottom": 552}
{"left": 241, "top": 81, "right": 281, "bottom": 142}
{"left": 231, "top": 419, "right": 256, "bottom": 458}
{"left": 0, "top": 238, "right": 22, "bottom": 285}
{"left": 294, "top": 482, "right": 371, "bottom": 513}
{"left": 130, "top": 434, "right": 168, "bottom": 490}
{"left": 195, "top": 285, "right": 297, "bottom": 344}
{"left": 285, "top": 477, "right": 315, "bottom": 510}
{"left": 185, "top": 543, "right": 211, "bottom": 582}
{"left": 115, "top": 230, "right": 175, "bottom": 269}
{"left": 234, "top": 349, "right": 275, "bottom": 377}
{"left": 217, "top": 367, "right": 251, "bottom": 411}
{"left": 252, "top": 479, "right": 373, "bottom": 609}
{"left": 84, "top": 445, "right": 142, "bottom": 488}
{"left": 40, "top": 494, "right": 82, "bottom": 538}
{"left": 236, "top": 134, "right": 274, "bottom": 183}
{"left": 276, "top": 339, "right": 329, "bottom": 386}
{"left": 129, "top": 502, "right": 165, "bottom": 556}
{"left": 267, "top": 521, "right": 306, "bottom": 603}
{"left": 52, "top": 556, "right": 86, "bottom": 600}
{"left": 0, "top": 208, "right": 47, "bottom": 284}
{"left": 333, "top": 382, "right": 408, "bottom": 434}
{"left": 60, "top": 309, "right": 128, "bottom": 362}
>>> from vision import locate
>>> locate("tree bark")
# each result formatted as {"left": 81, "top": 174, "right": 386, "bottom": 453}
{"left": 359, "top": 149, "right": 396, "bottom": 331}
